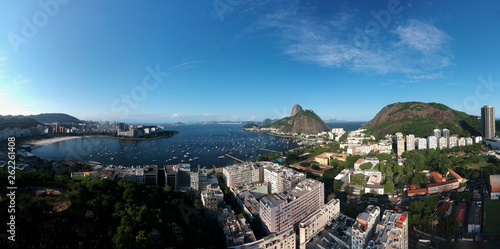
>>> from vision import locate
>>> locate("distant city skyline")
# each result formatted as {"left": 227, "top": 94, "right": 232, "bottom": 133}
{"left": 1, "top": 1, "right": 500, "bottom": 123}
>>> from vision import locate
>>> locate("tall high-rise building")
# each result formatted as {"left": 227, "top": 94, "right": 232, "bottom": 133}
{"left": 433, "top": 129, "right": 441, "bottom": 138}
{"left": 393, "top": 132, "right": 405, "bottom": 157}
{"left": 481, "top": 105, "right": 496, "bottom": 139}
{"left": 442, "top": 129, "right": 450, "bottom": 138}
{"left": 405, "top": 134, "right": 415, "bottom": 151}
{"left": 427, "top": 136, "right": 438, "bottom": 150}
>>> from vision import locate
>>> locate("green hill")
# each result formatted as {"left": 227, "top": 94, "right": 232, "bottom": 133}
{"left": 243, "top": 123, "right": 258, "bottom": 129}
{"left": 364, "top": 102, "right": 497, "bottom": 137}
{"left": 30, "top": 113, "right": 81, "bottom": 124}
{"left": 0, "top": 116, "right": 42, "bottom": 131}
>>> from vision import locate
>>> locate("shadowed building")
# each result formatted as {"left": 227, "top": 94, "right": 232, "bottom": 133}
{"left": 481, "top": 105, "right": 496, "bottom": 140}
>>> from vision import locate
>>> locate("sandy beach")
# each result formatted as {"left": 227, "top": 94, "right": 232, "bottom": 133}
{"left": 28, "top": 136, "right": 83, "bottom": 148}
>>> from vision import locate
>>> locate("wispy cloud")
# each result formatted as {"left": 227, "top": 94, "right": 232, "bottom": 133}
{"left": 251, "top": 5, "right": 453, "bottom": 78}
{"left": 172, "top": 113, "right": 182, "bottom": 118}
{"left": 13, "top": 75, "right": 30, "bottom": 85}
{"left": 171, "top": 61, "right": 202, "bottom": 70}
{"left": 407, "top": 72, "right": 444, "bottom": 81}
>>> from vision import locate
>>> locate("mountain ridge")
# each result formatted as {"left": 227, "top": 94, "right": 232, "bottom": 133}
{"left": 364, "top": 102, "right": 498, "bottom": 137}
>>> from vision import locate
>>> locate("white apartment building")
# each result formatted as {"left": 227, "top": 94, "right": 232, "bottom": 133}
{"left": 259, "top": 179, "right": 324, "bottom": 233}
{"left": 458, "top": 137, "right": 466, "bottom": 147}
{"left": 442, "top": 128, "right": 450, "bottom": 138}
{"left": 415, "top": 138, "right": 427, "bottom": 150}
{"left": 405, "top": 134, "right": 415, "bottom": 151}
{"left": 433, "top": 129, "right": 441, "bottom": 138}
{"left": 367, "top": 210, "right": 409, "bottom": 249}
{"left": 351, "top": 205, "right": 381, "bottom": 249}
{"left": 448, "top": 136, "right": 458, "bottom": 148}
{"left": 427, "top": 136, "right": 438, "bottom": 149}
{"left": 298, "top": 198, "right": 340, "bottom": 249}
{"left": 331, "top": 128, "right": 345, "bottom": 135}
{"left": 466, "top": 137, "right": 473, "bottom": 146}
{"left": 438, "top": 137, "right": 448, "bottom": 149}
{"left": 223, "top": 163, "right": 263, "bottom": 187}
{"left": 263, "top": 164, "right": 306, "bottom": 194}
{"left": 229, "top": 225, "right": 296, "bottom": 249}
{"left": 475, "top": 136, "right": 483, "bottom": 144}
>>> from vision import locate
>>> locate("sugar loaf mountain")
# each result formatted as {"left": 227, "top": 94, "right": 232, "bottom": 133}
{"left": 261, "top": 104, "right": 331, "bottom": 134}
{"left": 364, "top": 102, "right": 500, "bottom": 138}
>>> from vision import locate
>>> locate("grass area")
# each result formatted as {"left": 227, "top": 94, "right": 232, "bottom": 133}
{"left": 484, "top": 200, "right": 500, "bottom": 234}
{"left": 350, "top": 174, "right": 366, "bottom": 187}
{"left": 466, "top": 161, "right": 493, "bottom": 169}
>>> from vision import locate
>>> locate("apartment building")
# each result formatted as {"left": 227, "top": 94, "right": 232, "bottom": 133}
{"left": 367, "top": 210, "right": 408, "bottom": 249}
{"left": 263, "top": 164, "right": 306, "bottom": 194}
{"left": 415, "top": 138, "right": 427, "bottom": 150}
{"left": 298, "top": 198, "right": 340, "bottom": 249}
{"left": 229, "top": 225, "right": 296, "bottom": 249}
{"left": 351, "top": 205, "right": 381, "bottom": 249}
{"left": 427, "top": 136, "right": 438, "bottom": 149}
{"left": 223, "top": 163, "right": 263, "bottom": 188}
{"left": 259, "top": 179, "right": 324, "bottom": 233}
{"left": 405, "top": 134, "right": 415, "bottom": 151}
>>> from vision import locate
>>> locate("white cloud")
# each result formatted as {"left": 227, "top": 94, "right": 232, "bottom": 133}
{"left": 395, "top": 20, "right": 450, "bottom": 54}
{"left": 171, "top": 61, "right": 202, "bottom": 70}
{"left": 252, "top": 6, "right": 453, "bottom": 78}
{"left": 172, "top": 113, "right": 182, "bottom": 118}
{"left": 407, "top": 72, "right": 444, "bottom": 81}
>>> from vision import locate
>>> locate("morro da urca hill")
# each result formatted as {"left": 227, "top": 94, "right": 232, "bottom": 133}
{"left": 364, "top": 102, "right": 483, "bottom": 137}
{"left": 264, "top": 104, "right": 330, "bottom": 134}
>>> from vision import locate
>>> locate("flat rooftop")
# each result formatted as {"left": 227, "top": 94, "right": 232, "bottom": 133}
{"left": 490, "top": 174, "right": 500, "bottom": 186}
{"left": 261, "top": 178, "right": 321, "bottom": 207}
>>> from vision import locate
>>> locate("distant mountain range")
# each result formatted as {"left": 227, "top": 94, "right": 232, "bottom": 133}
{"left": 262, "top": 104, "right": 331, "bottom": 134}
{"left": 364, "top": 102, "right": 500, "bottom": 137}
{"left": 0, "top": 116, "right": 42, "bottom": 131}
{"left": 29, "top": 113, "right": 82, "bottom": 124}
{"left": 0, "top": 113, "right": 82, "bottom": 131}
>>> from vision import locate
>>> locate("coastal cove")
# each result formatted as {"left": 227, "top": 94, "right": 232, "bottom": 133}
{"left": 29, "top": 123, "right": 363, "bottom": 168}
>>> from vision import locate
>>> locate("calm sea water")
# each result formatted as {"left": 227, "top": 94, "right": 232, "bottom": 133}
{"left": 32, "top": 122, "right": 364, "bottom": 168}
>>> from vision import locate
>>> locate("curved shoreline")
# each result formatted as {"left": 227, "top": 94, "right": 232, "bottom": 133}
{"left": 27, "top": 132, "right": 179, "bottom": 149}
{"left": 28, "top": 136, "right": 83, "bottom": 149}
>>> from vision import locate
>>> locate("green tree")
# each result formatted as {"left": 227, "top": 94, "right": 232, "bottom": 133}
{"left": 360, "top": 163, "right": 373, "bottom": 170}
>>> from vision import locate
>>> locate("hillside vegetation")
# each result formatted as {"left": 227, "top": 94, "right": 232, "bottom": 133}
{"left": 0, "top": 117, "right": 41, "bottom": 131}
{"left": 364, "top": 102, "right": 494, "bottom": 137}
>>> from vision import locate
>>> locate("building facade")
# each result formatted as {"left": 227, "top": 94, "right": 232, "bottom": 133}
{"left": 427, "top": 136, "right": 438, "bottom": 150}
{"left": 405, "top": 134, "right": 415, "bottom": 152}
{"left": 351, "top": 205, "right": 381, "bottom": 249}
{"left": 259, "top": 179, "right": 324, "bottom": 233}
{"left": 367, "top": 210, "right": 408, "bottom": 249}
{"left": 481, "top": 105, "right": 496, "bottom": 139}
{"left": 263, "top": 164, "right": 306, "bottom": 194}
{"left": 298, "top": 198, "right": 340, "bottom": 249}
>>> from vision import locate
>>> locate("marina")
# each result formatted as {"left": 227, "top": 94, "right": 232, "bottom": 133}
{"left": 32, "top": 124, "right": 301, "bottom": 168}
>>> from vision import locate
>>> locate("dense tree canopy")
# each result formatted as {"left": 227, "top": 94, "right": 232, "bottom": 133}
{"left": 0, "top": 169, "right": 222, "bottom": 249}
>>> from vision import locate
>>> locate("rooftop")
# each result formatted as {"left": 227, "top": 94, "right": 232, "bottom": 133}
{"left": 490, "top": 174, "right": 500, "bottom": 186}
{"left": 261, "top": 178, "right": 321, "bottom": 207}
{"left": 430, "top": 171, "right": 445, "bottom": 183}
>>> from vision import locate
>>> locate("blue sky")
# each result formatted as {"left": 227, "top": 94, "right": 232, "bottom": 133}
{"left": 1, "top": 0, "right": 499, "bottom": 123}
